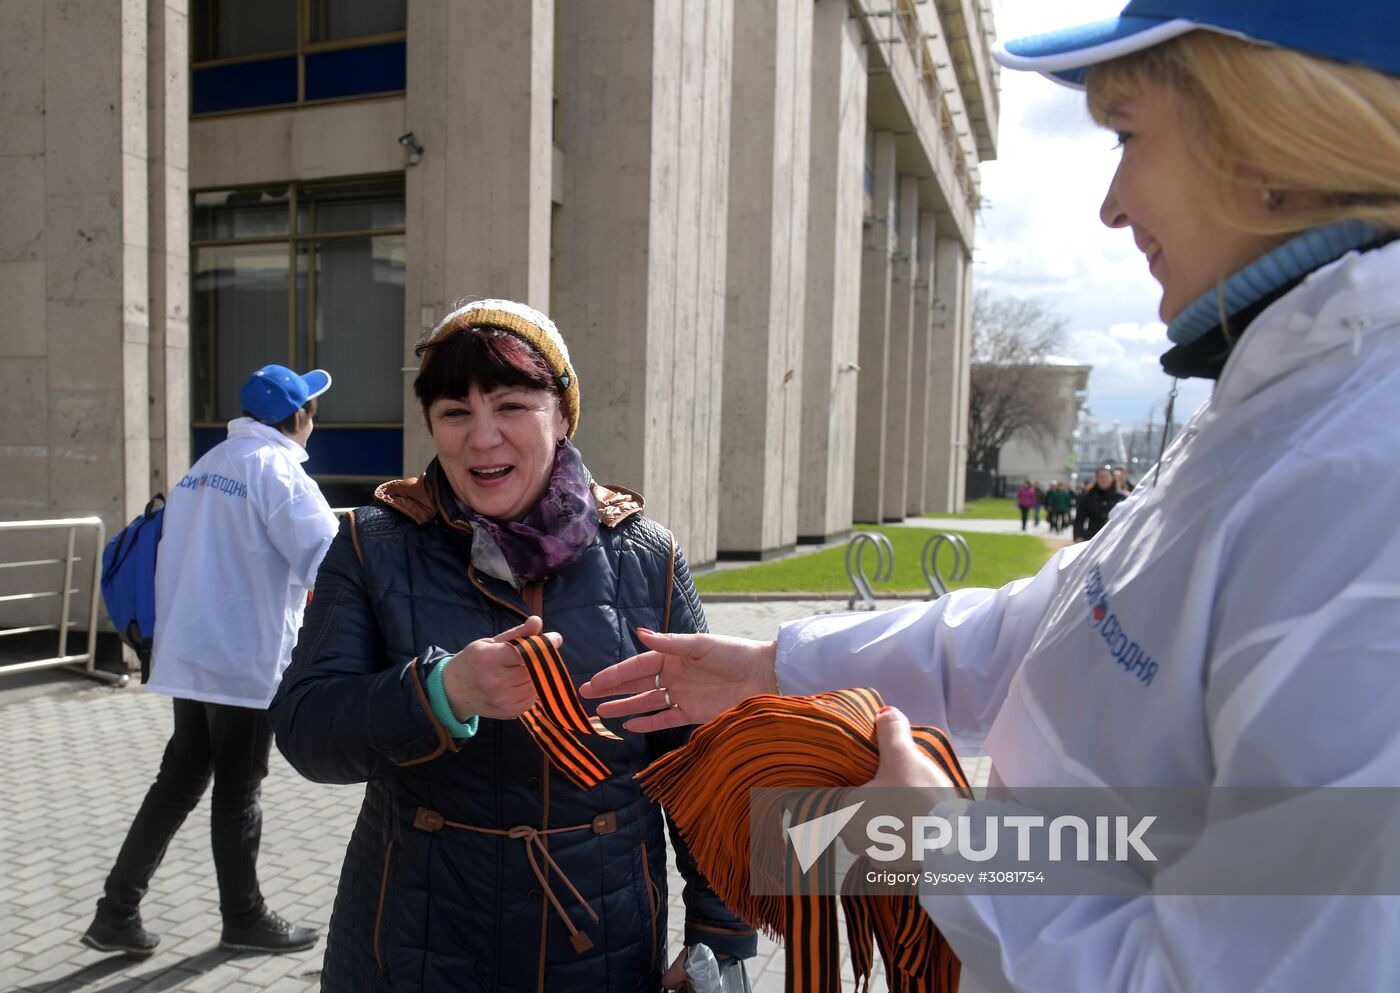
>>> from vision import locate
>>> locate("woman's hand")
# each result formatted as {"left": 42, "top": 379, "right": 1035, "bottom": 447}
{"left": 866, "top": 707, "right": 957, "bottom": 791}
{"left": 840, "top": 708, "right": 960, "bottom": 852}
{"left": 441, "top": 615, "right": 554, "bottom": 720}
{"left": 578, "top": 629, "right": 779, "bottom": 732}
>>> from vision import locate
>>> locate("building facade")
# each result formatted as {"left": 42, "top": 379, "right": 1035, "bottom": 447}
{"left": 0, "top": 0, "right": 996, "bottom": 580}
{"left": 995, "top": 358, "right": 1091, "bottom": 487}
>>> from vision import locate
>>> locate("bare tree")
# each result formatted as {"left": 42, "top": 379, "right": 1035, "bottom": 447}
{"left": 967, "top": 290, "right": 1068, "bottom": 473}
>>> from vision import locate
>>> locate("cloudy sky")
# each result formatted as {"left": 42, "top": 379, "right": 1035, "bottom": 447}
{"left": 976, "top": 0, "right": 1212, "bottom": 428}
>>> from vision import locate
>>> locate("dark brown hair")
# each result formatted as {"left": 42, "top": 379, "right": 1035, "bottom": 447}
{"left": 413, "top": 324, "right": 558, "bottom": 421}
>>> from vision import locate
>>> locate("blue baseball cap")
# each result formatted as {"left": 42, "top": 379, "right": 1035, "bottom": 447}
{"left": 994, "top": 1, "right": 1400, "bottom": 88}
{"left": 239, "top": 364, "right": 331, "bottom": 425}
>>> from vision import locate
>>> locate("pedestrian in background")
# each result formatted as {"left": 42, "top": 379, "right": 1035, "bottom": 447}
{"left": 582, "top": 2, "right": 1400, "bottom": 988}
{"left": 1047, "top": 480, "right": 1074, "bottom": 533}
{"left": 81, "top": 365, "right": 338, "bottom": 959}
{"left": 1015, "top": 479, "right": 1037, "bottom": 530}
{"left": 1072, "top": 464, "right": 1126, "bottom": 542}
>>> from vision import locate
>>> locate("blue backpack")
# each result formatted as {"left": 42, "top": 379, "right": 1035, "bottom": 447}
{"left": 100, "top": 494, "right": 164, "bottom": 682}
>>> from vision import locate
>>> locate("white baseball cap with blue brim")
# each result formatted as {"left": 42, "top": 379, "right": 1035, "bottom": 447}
{"left": 994, "top": 0, "right": 1400, "bottom": 89}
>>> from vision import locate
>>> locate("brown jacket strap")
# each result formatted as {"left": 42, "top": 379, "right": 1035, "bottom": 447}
{"left": 347, "top": 509, "right": 363, "bottom": 567}
{"left": 522, "top": 582, "right": 544, "bottom": 617}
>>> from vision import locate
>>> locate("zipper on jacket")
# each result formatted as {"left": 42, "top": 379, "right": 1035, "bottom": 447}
{"left": 536, "top": 752, "right": 551, "bottom": 993}
{"left": 468, "top": 564, "right": 528, "bottom": 621}
{"left": 640, "top": 841, "right": 660, "bottom": 971}
{"left": 373, "top": 839, "right": 395, "bottom": 972}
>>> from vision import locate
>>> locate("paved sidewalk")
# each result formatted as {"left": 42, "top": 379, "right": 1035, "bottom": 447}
{"left": 904, "top": 516, "right": 1067, "bottom": 537}
{"left": 0, "top": 599, "right": 988, "bottom": 992}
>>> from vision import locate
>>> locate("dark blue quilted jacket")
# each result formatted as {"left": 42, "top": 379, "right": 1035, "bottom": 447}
{"left": 269, "top": 464, "right": 756, "bottom": 993}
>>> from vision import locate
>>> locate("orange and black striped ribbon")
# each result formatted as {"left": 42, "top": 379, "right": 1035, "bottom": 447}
{"left": 507, "top": 634, "right": 620, "bottom": 790}
{"left": 637, "top": 687, "right": 972, "bottom": 992}
{"left": 783, "top": 788, "right": 846, "bottom": 992}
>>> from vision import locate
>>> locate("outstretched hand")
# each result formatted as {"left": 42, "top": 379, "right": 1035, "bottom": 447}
{"left": 578, "top": 629, "right": 780, "bottom": 732}
{"left": 442, "top": 615, "right": 557, "bottom": 720}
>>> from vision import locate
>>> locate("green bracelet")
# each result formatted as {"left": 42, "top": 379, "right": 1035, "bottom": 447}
{"left": 425, "top": 656, "right": 480, "bottom": 740}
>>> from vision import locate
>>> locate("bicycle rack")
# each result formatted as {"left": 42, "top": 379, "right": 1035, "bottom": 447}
{"left": 845, "top": 532, "right": 894, "bottom": 610}
{"left": 921, "top": 531, "right": 970, "bottom": 598}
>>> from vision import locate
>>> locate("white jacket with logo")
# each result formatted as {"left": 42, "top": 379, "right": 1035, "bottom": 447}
{"left": 777, "top": 241, "right": 1400, "bottom": 992}
{"left": 147, "top": 418, "right": 338, "bottom": 709}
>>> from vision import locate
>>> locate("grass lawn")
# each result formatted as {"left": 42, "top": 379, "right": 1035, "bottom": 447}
{"left": 694, "top": 525, "right": 1057, "bottom": 595}
{"left": 927, "top": 497, "right": 1022, "bottom": 520}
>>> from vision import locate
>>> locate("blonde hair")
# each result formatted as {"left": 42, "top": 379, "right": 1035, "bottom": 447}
{"left": 1086, "top": 31, "right": 1400, "bottom": 236}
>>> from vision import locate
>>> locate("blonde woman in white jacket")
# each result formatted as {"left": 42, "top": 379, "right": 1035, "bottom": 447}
{"left": 582, "top": 3, "right": 1400, "bottom": 990}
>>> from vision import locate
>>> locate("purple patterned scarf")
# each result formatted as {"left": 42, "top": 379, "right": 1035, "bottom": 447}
{"left": 446, "top": 441, "right": 599, "bottom": 587}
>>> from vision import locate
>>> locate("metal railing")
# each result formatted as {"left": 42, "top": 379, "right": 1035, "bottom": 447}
{"left": 0, "top": 517, "right": 125, "bottom": 684}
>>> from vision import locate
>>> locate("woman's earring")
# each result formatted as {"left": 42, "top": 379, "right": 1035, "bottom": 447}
{"left": 1260, "top": 187, "right": 1285, "bottom": 211}
{"left": 556, "top": 437, "right": 566, "bottom": 448}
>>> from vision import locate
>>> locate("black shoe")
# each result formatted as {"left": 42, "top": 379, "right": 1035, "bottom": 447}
{"left": 80, "top": 916, "right": 159, "bottom": 958}
{"left": 220, "top": 909, "right": 319, "bottom": 954}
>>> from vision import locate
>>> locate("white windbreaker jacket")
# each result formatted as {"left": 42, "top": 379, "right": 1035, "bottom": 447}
{"left": 777, "top": 241, "right": 1400, "bottom": 992}
{"left": 147, "top": 418, "right": 338, "bottom": 709}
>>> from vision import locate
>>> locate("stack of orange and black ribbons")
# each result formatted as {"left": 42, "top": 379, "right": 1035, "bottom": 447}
{"left": 506, "top": 634, "right": 622, "bottom": 789}
{"left": 637, "top": 688, "right": 973, "bottom": 993}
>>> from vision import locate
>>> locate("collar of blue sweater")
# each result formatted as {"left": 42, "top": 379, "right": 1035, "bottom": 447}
{"left": 1167, "top": 220, "right": 1385, "bottom": 347}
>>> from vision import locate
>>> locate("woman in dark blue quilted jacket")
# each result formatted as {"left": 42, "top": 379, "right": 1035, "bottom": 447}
{"left": 269, "top": 299, "right": 755, "bottom": 992}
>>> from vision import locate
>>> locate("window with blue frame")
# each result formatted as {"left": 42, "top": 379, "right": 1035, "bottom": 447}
{"left": 191, "top": 177, "right": 406, "bottom": 495}
{"left": 191, "top": 0, "right": 407, "bottom": 115}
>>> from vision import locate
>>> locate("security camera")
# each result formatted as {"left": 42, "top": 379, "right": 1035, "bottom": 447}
{"left": 397, "top": 131, "right": 424, "bottom": 165}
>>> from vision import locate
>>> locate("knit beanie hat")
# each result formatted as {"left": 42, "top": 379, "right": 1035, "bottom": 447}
{"left": 424, "top": 299, "right": 580, "bottom": 437}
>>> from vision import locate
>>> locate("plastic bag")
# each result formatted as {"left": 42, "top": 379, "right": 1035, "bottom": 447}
{"left": 678, "top": 943, "right": 751, "bottom": 993}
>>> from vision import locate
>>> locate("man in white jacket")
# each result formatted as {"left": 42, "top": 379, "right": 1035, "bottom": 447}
{"left": 81, "top": 365, "right": 339, "bottom": 958}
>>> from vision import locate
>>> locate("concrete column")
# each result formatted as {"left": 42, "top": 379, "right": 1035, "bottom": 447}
{"left": 906, "top": 208, "right": 936, "bottom": 517}
{"left": 0, "top": 0, "right": 169, "bottom": 620}
{"left": 552, "top": 0, "right": 734, "bottom": 565}
{"left": 117, "top": 0, "right": 152, "bottom": 527}
{"left": 0, "top": 0, "right": 56, "bottom": 535}
{"left": 16, "top": 0, "right": 151, "bottom": 524}
{"left": 924, "top": 235, "right": 968, "bottom": 513}
{"left": 148, "top": 0, "right": 190, "bottom": 495}
{"left": 797, "top": 0, "right": 865, "bottom": 544}
{"left": 403, "top": 0, "right": 554, "bottom": 473}
{"left": 852, "top": 130, "right": 897, "bottom": 523}
{"left": 717, "top": 0, "right": 812, "bottom": 559}
{"left": 880, "top": 176, "right": 919, "bottom": 523}
{"left": 953, "top": 254, "right": 974, "bottom": 510}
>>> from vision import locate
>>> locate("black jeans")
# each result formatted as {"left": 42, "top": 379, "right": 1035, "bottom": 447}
{"left": 97, "top": 698, "right": 272, "bottom": 927}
